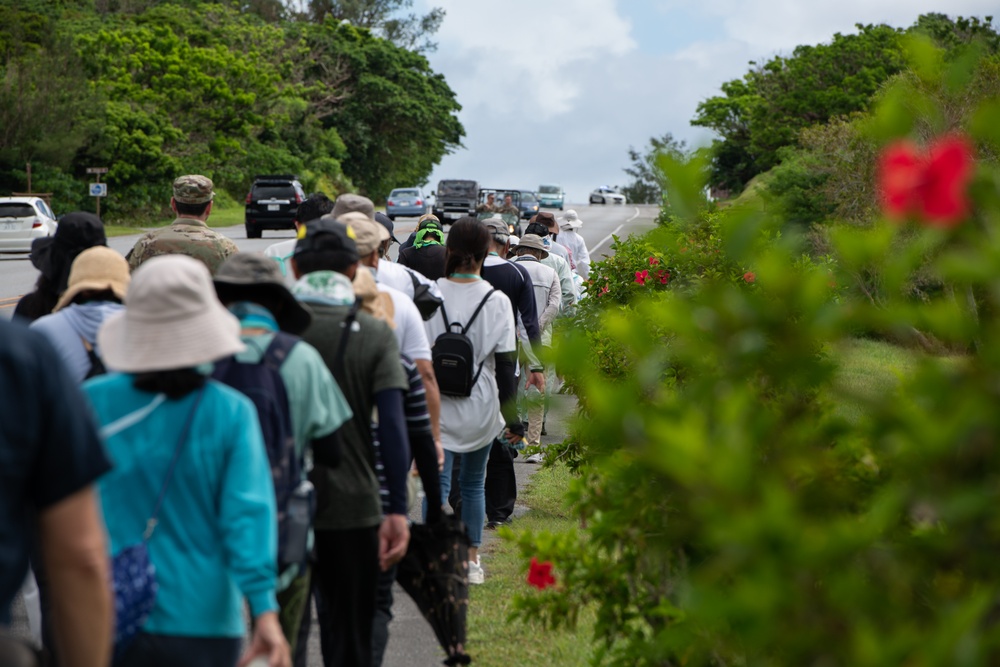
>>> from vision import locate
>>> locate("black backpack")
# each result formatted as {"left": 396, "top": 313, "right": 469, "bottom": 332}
{"left": 432, "top": 289, "right": 496, "bottom": 397}
{"left": 211, "top": 332, "right": 304, "bottom": 570}
{"left": 408, "top": 269, "right": 444, "bottom": 320}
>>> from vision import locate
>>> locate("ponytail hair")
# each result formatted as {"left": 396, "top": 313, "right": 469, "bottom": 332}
{"left": 444, "top": 217, "right": 491, "bottom": 277}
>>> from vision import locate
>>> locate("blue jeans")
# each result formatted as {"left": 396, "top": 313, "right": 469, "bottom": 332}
{"left": 439, "top": 443, "right": 492, "bottom": 547}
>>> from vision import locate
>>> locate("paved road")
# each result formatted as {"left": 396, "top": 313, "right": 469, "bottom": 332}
{"left": 4, "top": 202, "right": 659, "bottom": 665}
{"left": 0, "top": 204, "right": 657, "bottom": 319}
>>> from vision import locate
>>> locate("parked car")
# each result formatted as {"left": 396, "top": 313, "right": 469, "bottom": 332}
{"left": 433, "top": 179, "right": 480, "bottom": 225}
{"left": 589, "top": 186, "right": 626, "bottom": 205}
{"left": 518, "top": 191, "right": 539, "bottom": 220}
{"left": 244, "top": 174, "right": 305, "bottom": 239}
{"left": 385, "top": 188, "right": 427, "bottom": 220}
{"left": 0, "top": 196, "right": 58, "bottom": 253}
{"left": 537, "top": 183, "right": 565, "bottom": 210}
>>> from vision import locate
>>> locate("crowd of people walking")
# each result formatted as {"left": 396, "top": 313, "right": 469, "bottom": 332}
{"left": 1, "top": 174, "right": 590, "bottom": 667}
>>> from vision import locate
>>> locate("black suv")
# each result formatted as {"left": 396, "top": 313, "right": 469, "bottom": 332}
{"left": 244, "top": 175, "right": 305, "bottom": 239}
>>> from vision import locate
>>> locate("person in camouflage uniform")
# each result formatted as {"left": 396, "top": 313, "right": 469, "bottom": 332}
{"left": 475, "top": 192, "right": 497, "bottom": 215}
{"left": 496, "top": 193, "right": 520, "bottom": 219}
{"left": 126, "top": 175, "right": 239, "bottom": 274}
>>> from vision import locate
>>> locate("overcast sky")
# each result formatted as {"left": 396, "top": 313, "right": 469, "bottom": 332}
{"left": 413, "top": 0, "right": 996, "bottom": 204}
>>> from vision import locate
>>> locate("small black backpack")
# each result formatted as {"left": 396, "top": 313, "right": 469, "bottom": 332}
{"left": 433, "top": 289, "right": 496, "bottom": 397}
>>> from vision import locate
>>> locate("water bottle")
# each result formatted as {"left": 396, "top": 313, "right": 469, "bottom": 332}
{"left": 283, "top": 479, "right": 314, "bottom": 567}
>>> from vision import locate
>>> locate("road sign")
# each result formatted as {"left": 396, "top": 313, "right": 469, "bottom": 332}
{"left": 86, "top": 167, "right": 109, "bottom": 174}
{"left": 89, "top": 183, "right": 107, "bottom": 197}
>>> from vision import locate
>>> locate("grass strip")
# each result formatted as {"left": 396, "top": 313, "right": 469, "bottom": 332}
{"left": 466, "top": 463, "right": 596, "bottom": 666}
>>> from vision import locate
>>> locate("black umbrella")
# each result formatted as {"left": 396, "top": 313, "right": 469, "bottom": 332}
{"left": 395, "top": 514, "right": 473, "bottom": 665}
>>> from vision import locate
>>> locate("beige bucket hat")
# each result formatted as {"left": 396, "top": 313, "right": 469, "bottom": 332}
{"left": 54, "top": 246, "right": 131, "bottom": 312}
{"left": 98, "top": 254, "right": 244, "bottom": 373}
{"left": 561, "top": 209, "right": 583, "bottom": 230}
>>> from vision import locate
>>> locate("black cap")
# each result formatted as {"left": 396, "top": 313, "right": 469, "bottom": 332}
{"left": 374, "top": 212, "right": 397, "bottom": 244}
{"left": 524, "top": 222, "right": 549, "bottom": 237}
{"left": 294, "top": 217, "right": 359, "bottom": 261}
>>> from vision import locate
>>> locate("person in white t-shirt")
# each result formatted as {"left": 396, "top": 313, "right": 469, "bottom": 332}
{"left": 424, "top": 217, "right": 516, "bottom": 585}
{"left": 341, "top": 212, "right": 442, "bottom": 454}
{"left": 263, "top": 193, "right": 335, "bottom": 286}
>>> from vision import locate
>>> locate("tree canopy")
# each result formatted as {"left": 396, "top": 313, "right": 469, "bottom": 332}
{"left": 693, "top": 14, "right": 998, "bottom": 193}
{"left": 0, "top": 0, "right": 463, "bottom": 220}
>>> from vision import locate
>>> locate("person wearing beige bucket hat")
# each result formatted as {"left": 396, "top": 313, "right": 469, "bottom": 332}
{"left": 83, "top": 254, "right": 291, "bottom": 667}
{"left": 30, "top": 246, "right": 130, "bottom": 383}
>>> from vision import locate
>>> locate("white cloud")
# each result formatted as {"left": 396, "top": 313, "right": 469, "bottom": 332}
{"left": 419, "top": 1, "right": 996, "bottom": 203}
{"left": 432, "top": 0, "right": 635, "bottom": 118}
{"left": 655, "top": 0, "right": 1000, "bottom": 55}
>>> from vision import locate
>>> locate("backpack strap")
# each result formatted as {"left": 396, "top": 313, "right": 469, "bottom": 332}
{"left": 439, "top": 301, "right": 453, "bottom": 332}
{"left": 262, "top": 331, "right": 300, "bottom": 373}
{"left": 335, "top": 300, "right": 362, "bottom": 367}
{"left": 80, "top": 336, "right": 106, "bottom": 378}
{"left": 464, "top": 289, "right": 497, "bottom": 390}
{"left": 461, "top": 288, "right": 496, "bottom": 334}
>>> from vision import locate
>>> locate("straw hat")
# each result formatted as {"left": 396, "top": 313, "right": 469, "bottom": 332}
{"left": 54, "top": 246, "right": 130, "bottom": 312}
{"left": 98, "top": 255, "right": 244, "bottom": 372}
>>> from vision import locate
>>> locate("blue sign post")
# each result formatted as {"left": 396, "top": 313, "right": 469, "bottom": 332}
{"left": 87, "top": 166, "right": 109, "bottom": 218}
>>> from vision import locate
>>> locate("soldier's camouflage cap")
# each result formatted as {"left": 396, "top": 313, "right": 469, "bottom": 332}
{"left": 173, "top": 175, "right": 215, "bottom": 204}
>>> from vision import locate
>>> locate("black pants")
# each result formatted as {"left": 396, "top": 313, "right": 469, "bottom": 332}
{"left": 118, "top": 633, "right": 241, "bottom": 667}
{"left": 370, "top": 564, "right": 397, "bottom": 667}
{"left": 484, "top": 439, "right": 517, "bottom": 523}
{"left": 312, "top": 526, "right": 380, "bottom": 667}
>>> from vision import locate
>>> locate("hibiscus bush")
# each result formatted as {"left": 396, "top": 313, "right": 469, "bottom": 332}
{"left": 513, "top": 39, "right": 1000, "bottom": 666}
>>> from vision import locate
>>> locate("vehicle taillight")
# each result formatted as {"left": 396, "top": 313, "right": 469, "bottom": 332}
{"left": 416, "top": 199, "right": 422, "bottom": 206}
{"left": 245, "top": 192, "right": 252, "bottom": 204}
{"left": 31, "top": 222, "right": 42, "bottom": 229}
{"left": 295, "top": 193, "right": 302, "bottom": 204}
{"left": 387, "top": 200, "right": 394, "bottom": 207}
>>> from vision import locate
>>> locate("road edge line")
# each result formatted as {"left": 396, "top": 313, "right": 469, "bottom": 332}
{"left": 587, "top": 206, "right": 640, "bottom": 255}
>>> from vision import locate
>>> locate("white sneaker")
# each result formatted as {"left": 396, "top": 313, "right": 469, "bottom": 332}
{"left": 525, "top": 452, "right": 544, "bottom": 464}
{"left": 468, "top": 558, "right": 485, "bottom": 585}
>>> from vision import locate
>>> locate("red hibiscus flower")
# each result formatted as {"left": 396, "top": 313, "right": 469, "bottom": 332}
{"left": 743, "top": 271, "right": 756, "bottom": 283}
{"left": 648, "top": 256, "right": 660, "bottom": 265}
{"left": 599, "top": 285, "right": 609, "bottom": 296}
{"left": 635, "top": 270, "right": 648, "bottom": 285}
{"left": 527, "top": 557, "right": 556, "bottom": 590}
{"left": 878, "top": 135, "right": 974, "bottom": 228}
{"left": 657, "top": 270, "right": 670, "bottom": 284}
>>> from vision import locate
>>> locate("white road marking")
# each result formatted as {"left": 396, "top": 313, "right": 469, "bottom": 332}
{"left": 588, "top": 206, "right": 640, "bottom": 255}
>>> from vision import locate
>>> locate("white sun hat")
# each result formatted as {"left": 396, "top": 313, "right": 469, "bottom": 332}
{"left": 98, "top": 254, "right": 244, "bottom": 373}
{"left": 561, "top": 209, "right": 583, "bottom": 230}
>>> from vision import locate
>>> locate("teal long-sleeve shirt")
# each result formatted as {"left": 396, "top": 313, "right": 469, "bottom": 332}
{"left": 84, "top": 374, "right": 278, "bottom": 637}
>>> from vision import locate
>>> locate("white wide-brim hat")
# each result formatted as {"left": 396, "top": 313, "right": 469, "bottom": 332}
{"left": 561, "top": 209, "right": 583, "bottom": 230}
{"left": 98, "top": 254, "right": 244, "bottom": 373}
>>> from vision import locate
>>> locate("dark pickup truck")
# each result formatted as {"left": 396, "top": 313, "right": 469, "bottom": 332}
{"left": 432, "top": 179, "right": 479, "bottom": 225}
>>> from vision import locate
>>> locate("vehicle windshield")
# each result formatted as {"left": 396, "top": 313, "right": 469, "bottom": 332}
{"left": 538, "top": 185, "right": 561, "bottom": 194}
{"left": 0, "top": 204, "right": 35, "bottom": 218}
{"left": 253, "top": 185, "right": 294, "bottom": 199}
{"left": 391, "top": 189, "right": 420, "bottom": 198}
{"left": 438, "top": 180, "right": 477, "bottom": 197}
{"left": 520, "top": 192, "right": 537, "bottom": 203}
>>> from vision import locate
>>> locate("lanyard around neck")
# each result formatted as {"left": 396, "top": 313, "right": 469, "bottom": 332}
{"left": 450, "top": 273, "right": 482, "bottom": 280}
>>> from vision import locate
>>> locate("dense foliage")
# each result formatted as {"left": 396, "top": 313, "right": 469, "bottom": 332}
{"left": 0, "top": 0, "right": 463, "bottom": 221}
{"left": 694, "top": 14, "right": 997, "bottom": 194}
{"left": 513, "top": 42, "right": 1000, "bottom": 667}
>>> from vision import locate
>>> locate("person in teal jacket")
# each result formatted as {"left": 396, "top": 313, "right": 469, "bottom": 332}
{"left": 84, "top": 254, "right": 290, "bottom": 667}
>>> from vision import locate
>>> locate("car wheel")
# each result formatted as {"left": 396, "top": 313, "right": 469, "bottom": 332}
{"left": 245, "top": 222, "right": 261, "bottom": 239}
{"left": 600, "top": 196, "right": 606, "bottom": 205}
{"left": 387, "top": 214, "right": 396, "bottom": 221}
